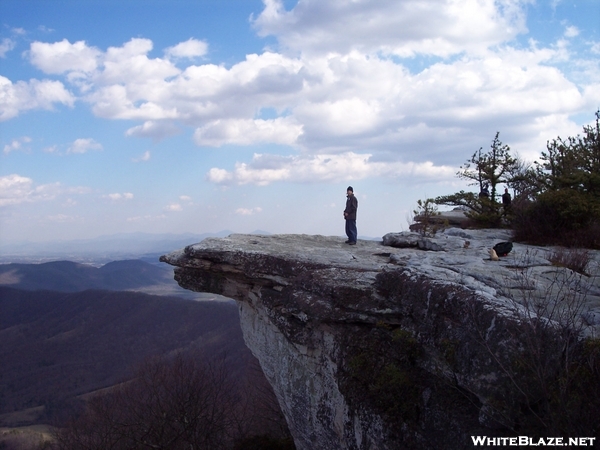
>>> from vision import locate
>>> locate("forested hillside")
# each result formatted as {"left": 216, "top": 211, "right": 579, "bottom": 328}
{"left": 0, "top": 287, "right": 249, "bottom": 425}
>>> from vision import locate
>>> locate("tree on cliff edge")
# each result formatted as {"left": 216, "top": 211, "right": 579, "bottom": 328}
{"left": 433, "top": 132, "right": 519, "bottom": 227}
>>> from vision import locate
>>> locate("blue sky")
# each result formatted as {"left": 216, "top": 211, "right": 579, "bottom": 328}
{"left": 1, "top": 0, "right": 599, "bottom": 244}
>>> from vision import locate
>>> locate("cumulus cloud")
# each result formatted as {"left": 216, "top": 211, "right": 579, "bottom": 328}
{"left": 0, "top": 174, "right": 61, "bottom": 206}
{"left": 29, "top": 39, "right": 101, "bottom": 74}
{"left": 89, "top": 84, "right": 179, "bottom": 120}
{"left": 3, "top": 136, "right": 32, "bottom": 154}
{"left": 165, "top": 38, "right": 208, "bottom": 59}
{"left": 0, "top": 76, "right": 75, "bottom": 121}
{"left": 193, "top": 117, "right": 303, "bottom": 147}
{"left": 101, "top": 38, "right": 180, "bottom": 84}
{"left": 3, "top": 1, "right": 597, "bottom": 186}
{"left": 206, "top": 168, "right": 233, "bottom": 184}
{"left": 207, "top": 152, "right": 455, "bottom": 186}
{"left": 252, "top": 0, "right": 528, "bottom": 57}
{"left": 18, "top": 30, "right": 586, "bottom": 165}
{"left": 67, "top": 138, "right": 103, "bottom": 154}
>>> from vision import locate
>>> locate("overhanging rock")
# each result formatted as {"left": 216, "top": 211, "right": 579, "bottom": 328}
{"left": 161, "top": 231, "right": 600, "bottom": 449}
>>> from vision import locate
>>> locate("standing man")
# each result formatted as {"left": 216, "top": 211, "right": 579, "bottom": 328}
{"left": 344, "top": 186, "right": 358, "bottom": 245}
{"left": 502, "top": 187, "right": 512, "bottom": 215}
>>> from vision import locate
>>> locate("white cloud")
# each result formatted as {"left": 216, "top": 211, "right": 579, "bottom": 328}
{"left": 132, "top": 150, "right": 151, "bottom": 162}
{"left": 0, "top": 76, "right": 75, "bottom": 121}
{"left": 3, "top": 136, "right": 32, "bottom": 154}
{"left": 207, "top": 152, "right": 455, "bottom": 186}
{"left": 193, "top": 117, "right": 303, "bottom": 147}
{"left": 0, "top": 38, "right": 16, "bottom": 58}
{"left": 125, "top": 120, "right": 180, "bottom": 140}
{"left": 105, "top": 192, "right": 134, "bottom": 201}
{"left": 165, "top": 203, "right": 183, "bottom": 211}
{"left": 43, "top": 145, "right": 58, "bottom": 153}
{"left": 206, "top": 168, "right": 233, "bottom": 184}
{"left": 29, "top": 39, "right": 101, "bottom": 74}
{"left": 235, "top": 207, "right": 263, "bottom": 215}
{"left": 3, "top": 1, "right": 596, "bottom": 185}
{"left": 252, "top": 0, "right": 529, "bottom": 57}
{"left": 89, "top": 85, "right": 179, "bottom": 120}
{"left": 67, "top": 138, "right": 103, "bottom": 154}
{"left": 16, "top": 31, "right": 581, "bottom": 164}
{"left": 564, "top": 26, "right": 579, "bottom": 38}
{"left": 0, "top": 174, "right": 61, "bottom": 206}
{"left": 165, "top": 38, "right": 208, "bottom": 59}
{"left": 100, "top": 38, "right": 180, "bottom": 84}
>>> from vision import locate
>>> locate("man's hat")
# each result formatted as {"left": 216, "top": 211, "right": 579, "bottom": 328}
{"left": 347, "top": 186, "right": 353, "bottom": 192}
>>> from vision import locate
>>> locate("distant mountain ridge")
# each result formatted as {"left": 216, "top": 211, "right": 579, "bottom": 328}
{"left": 0, "top": 231, "right": 240, "bottom": 264}
{"left": 0, "top": 287, "right": 249, "bottom": 424}
{"left": 0, "top": 259, "right": 178, "bottom": 293}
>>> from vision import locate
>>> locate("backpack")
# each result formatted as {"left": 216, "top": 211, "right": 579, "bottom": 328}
{"left": 493, "top": 241, "right": 513, "bottom": 257}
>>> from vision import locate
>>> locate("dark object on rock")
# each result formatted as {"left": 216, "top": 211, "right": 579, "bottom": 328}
{"left": 493, "top": 241, "right": 513, "bottom": 256}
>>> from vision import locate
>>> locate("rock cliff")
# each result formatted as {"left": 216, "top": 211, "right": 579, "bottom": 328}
{"left": 160, "top": 229, "right": 600, "bottom": 449}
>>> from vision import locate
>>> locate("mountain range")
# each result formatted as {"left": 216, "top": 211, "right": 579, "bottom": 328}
{"left": 0, "top": 259, "right": 213, "bottom": 300}
{"left": 0, "top": 231, "right": 274, "bottom": 264}
{"left": 0, "top": 287, "right": 251, "bottom": 427}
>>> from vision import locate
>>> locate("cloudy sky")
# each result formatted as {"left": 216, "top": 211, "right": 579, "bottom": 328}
{"left": 1, "top": 0, "right": 599, "bottom": 244}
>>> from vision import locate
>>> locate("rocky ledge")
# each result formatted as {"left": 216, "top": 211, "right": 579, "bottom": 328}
{"left": 161, "top": 229, "right": 600, "bottom": 450}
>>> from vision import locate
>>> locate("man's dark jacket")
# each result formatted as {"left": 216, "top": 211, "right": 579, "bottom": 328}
{"left": 344, "top": 194, "right": 358, "bottom": 221}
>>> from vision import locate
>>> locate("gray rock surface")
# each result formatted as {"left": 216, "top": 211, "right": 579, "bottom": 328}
{"left": 161, "top": 229, "right": 600, "bottom": 449}
{"left": 410, "top": 208, "right": 470, "bottom": 231}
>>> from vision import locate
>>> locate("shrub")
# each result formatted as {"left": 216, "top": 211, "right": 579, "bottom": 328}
{"left": 549, "top": 247, "right": 591, "bottom": 275}
{"left": 412, "top": 198, "right": 446, "bottom": 236}
{"left": 512, "top": 110, "right": 600, "bottom": 248}
{"left": 512, "top": 189, "right": 600, "bottom": 248}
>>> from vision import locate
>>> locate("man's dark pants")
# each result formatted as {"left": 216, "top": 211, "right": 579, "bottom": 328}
{"left": 345, "top": 219, "right": 357, "bottom": 243}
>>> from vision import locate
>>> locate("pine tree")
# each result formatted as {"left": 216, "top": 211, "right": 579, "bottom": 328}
{"left": 434, "top": 132, "right": 518, "bottom": 227}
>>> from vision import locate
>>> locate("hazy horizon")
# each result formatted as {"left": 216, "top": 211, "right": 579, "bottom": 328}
{"left": 1, "top": 0, "right": 599, "bottom": 244}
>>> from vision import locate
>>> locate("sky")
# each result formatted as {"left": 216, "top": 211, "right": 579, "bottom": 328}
{"left": 1, "top": 0, "right": 599, "bottom": 244}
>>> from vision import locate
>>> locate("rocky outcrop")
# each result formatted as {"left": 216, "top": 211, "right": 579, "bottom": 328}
{"left": 161, "top": 230, "right": 600, "bottom": 449}
{"left": 410, "top": 207, "right": 470, "bottom": 232}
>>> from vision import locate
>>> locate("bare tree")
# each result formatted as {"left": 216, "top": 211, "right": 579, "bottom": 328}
{"left": 53, "top": 351, "right": 294, "bottom": 450}
{"left": 54, "top": 353, "right": 239, "bottom": 450}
